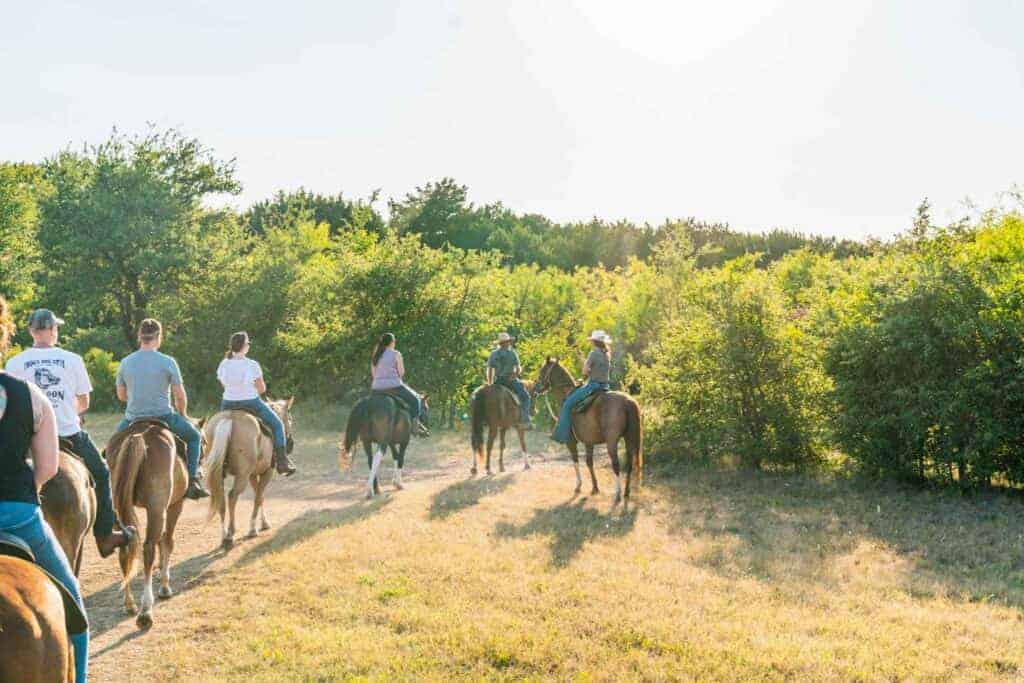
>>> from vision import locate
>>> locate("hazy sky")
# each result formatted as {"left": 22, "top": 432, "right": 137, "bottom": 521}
{"left": 2, "top": 1, "right": 1022, "bottom": 238}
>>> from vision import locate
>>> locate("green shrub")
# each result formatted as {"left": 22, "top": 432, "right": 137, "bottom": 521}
{"left": 82, "top": 347, "right": 119, "bottom": 411}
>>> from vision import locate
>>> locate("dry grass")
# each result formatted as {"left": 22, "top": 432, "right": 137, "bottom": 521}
{"left": 78, "top": 409, "right": 1024, "bottom": 681}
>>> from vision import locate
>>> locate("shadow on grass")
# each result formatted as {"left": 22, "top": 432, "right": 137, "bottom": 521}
{"left": 429, "top": 475, "right": 517, "bottom": 520}
{"left": 84, "top": 548, "right": 222, "bottom": 638}
{"left": 234, "top": 496, "right": 393, "bottom": 569}
{"left": 494, "top": 498, "right": 637, "bottom": 568}
{"left": 657, "top": 461, "right": 1024, "bottom": 608}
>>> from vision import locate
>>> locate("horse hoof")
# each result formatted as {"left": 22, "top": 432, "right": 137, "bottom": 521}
{"left": 573, "top": 486, "right": 582, "bottom": 494}
{"left": 245, "top": 530, "right": 258, "bottom": 540}
{"left": 136, "top": 613, "right": 153, "bottom": 630}
{"left": 260, "top": 522, "right": 271, "bottom": 532}
{"left": 394, "top": 483, "right": 404, "bottom": 491}
{"left": 499, "top": 466, "right": 505, "bottom": 473}
{"left": 485, "top": 469, "right": 493, "bottom": 476}
{"left": 158, "top": 587, "right": 173, "bottom": 600}
{"left": 523, "top": 463, "right": 531, "bottom": 471}
{"left": 222, "top": 537, "right": 234, "bottom": 551}
{"left": 592, "top": 487, "right": 600, "bottom": 495}
{"left": 470, "top": 469, "right": 477, "bottom": 478}
{"left": 125, "top": 604, "right": 138, "bottom": 616}
{"left": 365, "top": 491, "right": 374, "bottom": 500}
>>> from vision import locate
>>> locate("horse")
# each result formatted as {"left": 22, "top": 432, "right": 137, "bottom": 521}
{"left": 202, "top": 398, "right": 295, "bottom": 551}
{"left": 338, "top": 393, "right": 429, "bottom": 499}
{"left": 106, "top": 422, "right": 189, "bottom": 629}
{"left": 0, "top": 556, "right": 74, "bottom": 682}
{"left": 532, "top": 358, "right": 643, "bottom": 502}
{"left": 40, "top": 450, "right": 96, "bottom": 577}
{"left": 468, "top": 381, "right": 533, "bottom": 476}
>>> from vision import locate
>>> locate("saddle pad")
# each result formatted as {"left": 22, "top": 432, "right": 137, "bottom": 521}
{"left": 0, "top": 532, "right": 89, "bottom": 634}
{"left": 572, "top": 390, "right": 608, "bottom": 414}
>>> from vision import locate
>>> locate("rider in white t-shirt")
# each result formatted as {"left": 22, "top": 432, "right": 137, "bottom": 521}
{"left": 216, "top": 331, "right": 296, "bottom": 476}
{"left": 4, "top": 308, "right": 136, "bottom": 558}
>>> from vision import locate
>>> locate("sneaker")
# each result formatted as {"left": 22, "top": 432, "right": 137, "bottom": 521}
{"left": 95, "top": 523, "right": 137, "bottom": 558}
{"left": 185, "top": 477, "right": 210, "bottom": 500}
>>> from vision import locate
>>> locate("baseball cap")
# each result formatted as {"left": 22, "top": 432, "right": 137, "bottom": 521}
{"left": 28, "top": 309, "right": 65, "bottom": 330}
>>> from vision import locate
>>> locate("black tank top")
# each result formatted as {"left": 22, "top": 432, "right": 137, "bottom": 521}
{"left": 0, "top": 373, "right": 39, "bottom": 506}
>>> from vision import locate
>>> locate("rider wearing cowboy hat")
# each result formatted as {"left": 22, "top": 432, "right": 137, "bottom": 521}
{"left": 486, "top": 332, "right": 534, "bottom": 429}
{"left": 551, "top": 330, "right": 613, "bottom": 443}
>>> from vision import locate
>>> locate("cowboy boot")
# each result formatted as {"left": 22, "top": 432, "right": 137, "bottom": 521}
{"left": 95, "top": 522, "right": 137, "bottom": 558}
{"left": 185, "top": 476, "right": 211, "bottom": 500}
{"left": 273, "top": 444, "right": 297, "bottom": 477}
{"left": 412, "top": 418, "right": 430, "bottom": 438}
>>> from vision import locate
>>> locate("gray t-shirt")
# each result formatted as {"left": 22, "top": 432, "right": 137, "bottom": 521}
{"left": 586, "top": 349, "right": 611, "bottom": 383}
{"left": 487, "top": 347, "right": 520, "bottom": 380}
{"left": 116, "top": 349, "right": 184, "bottom": 420}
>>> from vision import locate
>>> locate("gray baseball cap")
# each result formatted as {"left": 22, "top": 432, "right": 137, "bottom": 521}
{"left": 28, "top": 309, "right": 65, "bottom": 330}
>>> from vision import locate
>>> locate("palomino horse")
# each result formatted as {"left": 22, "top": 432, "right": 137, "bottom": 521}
{"left": 339, "top": 393, "right": 428, "bottom": 499}
{"left": 468, "top": 381, "right": 533, "bottom": 476}
{"left": 202, "top": 398, "right": 295, "bottom": 550}
{"left": 106, "top": 422, "right": 188, "bottom": 629}
{"left": 532, "top": 358, "right": 643, "bottom": 502}
{"left": 41, "top": 450, "right": 96, "bottom": 576}
{"left": 0, "top": 555, "right": 74, "bottom": 682}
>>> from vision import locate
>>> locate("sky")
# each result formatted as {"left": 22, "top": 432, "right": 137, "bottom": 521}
{"left": 2, "top": 0, "right": 1022, "bottom": 239}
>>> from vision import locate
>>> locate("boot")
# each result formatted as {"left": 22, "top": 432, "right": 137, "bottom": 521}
{"left": 95, "top": 523, "right": 137, "bottom": 558}
{"left": 412, "top": 418, "right": 430, "bottom": 438}
{"left": 185, "top": 476, "right": 210, "bottom": 500}
{"left": 273, "top": 444, "right": 297, "bottom": 477}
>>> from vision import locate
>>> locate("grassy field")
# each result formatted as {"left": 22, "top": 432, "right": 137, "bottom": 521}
{"left": 76, "top": 408, "right": 1024, "bottom": 681}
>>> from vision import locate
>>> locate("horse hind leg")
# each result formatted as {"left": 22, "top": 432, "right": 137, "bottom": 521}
{"left": 498, "top": 429, "right": 506, "bottom": 473}
{"left": 366, "top": 444, "right": 384, "bottom": 499}
{"left": 223, "top": 473, "right": 248, "bottom": 550}
{"left": 585, "top": 444, "right": 599, "bottom": 495}
{"left": 119, "top": 544, "right": 138, "bottom": 615}
{"left": 136, "top": 506, "right": 165, "bottom": 629}
{"left": 607, "top": 438, "right": 623, "bottom": 503}
{"left": 390, "top": 444, "right": 404, "bottom": 490}
{"left": 485, "top": 429, "right": 497, "bottom": 476}
{"left": 568, "top": 442, "right": 582, "bottom": 494}
{"left": 517, "top": 427, "right": 530, "bottom": 471}
{"left": 253, "top": 470, "right": 273, "bottom": 532}
{"left": 158, "top": 499, "right": 184, "bottom": 600}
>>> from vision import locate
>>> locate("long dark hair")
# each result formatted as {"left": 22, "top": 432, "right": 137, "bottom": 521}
{"left": 372, "top": 332, "right": 395, "bottom": 367}
{"left": 225, "top": 331, "right": 249, "bottom": 359}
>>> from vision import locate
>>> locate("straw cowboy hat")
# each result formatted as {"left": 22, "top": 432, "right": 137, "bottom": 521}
{"left": 588, "top": 330, "right": 612, "bottom": 343}
{"left": 495, "top": 332, "right": 513, "bottom": 344}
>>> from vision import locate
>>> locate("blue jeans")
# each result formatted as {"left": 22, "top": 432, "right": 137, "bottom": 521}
{"left": 0, "top": 502, "right": 88, "bottom": 683}
{"left": 221, "top": 398, "right": 286, "bottom": 449}
{"left": 117, "top": 413, "right": 202, "bottom": 479}
{"left": 495, "top": 377, "right": 532, "bottom": 423}
{"left": 63, "top": 431, "right": 117, "bottom": 537}
{"left": 552, "top": 381, "right": 610, "bottom": 444}
{"left": 375, "top": 383, "right": 422, "bottom": 421}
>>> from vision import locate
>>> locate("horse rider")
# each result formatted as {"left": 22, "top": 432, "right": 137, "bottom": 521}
{"left": 0, "top": 297, "right": 90, "bottom": 682}
{"left": 486, "top": 332, "right": 534, "bottom": 430}
{"left": 4, "top": 309, "right": 137, "bottom": 557}
{"left": 370, "top": 332, "right": 429, "bottom": 437}
{"left": 114, "top": 318, "right": 209, "bottom": 500}
{"left": 216, "top": 331, "right": 296, "bottom": 476}
{"left": 551, "top": 330, "right": 613, "bottom": 444}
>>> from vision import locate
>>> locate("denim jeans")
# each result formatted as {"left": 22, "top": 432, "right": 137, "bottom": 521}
{"left": 495, "top": 377, "right": 532, "bottom": 423}
{"left": 551, "top": 381, "right": 610, "bottom": 444}
{"left": 63, "top": 431, "right": 117, "bottom": 537}
{"left": 0, "top": 502, "right": 88, "bottom": 683}
{"left": 117, "top": 413, "right": 202, "bottom": 478}
{"left": 221, "top": 398, "right": 286, "bottom": 449}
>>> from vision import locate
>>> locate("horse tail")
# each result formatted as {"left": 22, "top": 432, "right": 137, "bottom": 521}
{"left": 111, "top": 433, "right": 147, "bottom": 587}
{"left": 205, "top": 418, "right": 233, "bottom": 522}
{"left": 339, "top": 400, "right": 367, "bottom": 472}
{"left": 470, "top": 387, "right": 486, "bottom": 454}
{"left": 625, "top": 398, "right": 644, "bottom": 487}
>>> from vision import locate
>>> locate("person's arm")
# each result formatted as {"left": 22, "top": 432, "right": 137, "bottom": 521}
{"left": 28, "top": 384, "right": 59, "bottom": 491}
{"left": 169, "top": 358, "right": 188, "bottom": 417}
{"left": 116, "top": 362, "right": 128, "bottom": 402}
{"left": 512, "top": 351, "right": 523, "bottom": 378}
{"left": 76, "top": 393, "right": 90, "bottom": 415}
{"left": 255, "top": 377, "right": 267, "bottom": 394}
{"left": 396, "top": 352, "right": 405, "bottom": 378}
{"left": 582, "top": 352, "right": 593, "bottom": 379}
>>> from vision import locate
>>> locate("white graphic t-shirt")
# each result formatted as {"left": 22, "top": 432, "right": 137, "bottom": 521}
{"left": 217, "top": 357, "right": 263, "bottom": 401}
{"left": 4, "top": 346, "right": 92, "bottom": 437}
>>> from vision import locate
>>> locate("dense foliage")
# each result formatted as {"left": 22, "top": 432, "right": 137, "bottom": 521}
{"left": 2, "top": 128, "right": 1022, "bottom": 485}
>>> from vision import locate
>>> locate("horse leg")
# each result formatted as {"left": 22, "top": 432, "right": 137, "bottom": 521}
{"left": 607, "top": 438, "right": 622, "bottom": 503}
{"left": 390, "top": 444, "right": 404, "bottom": 490}
{"left": 136, "top": 506, "right": 165, "bottom": 629}
{"left": 247, "top": 472, "right": 261, "bottom": 538}
{"left": 224, "top": 474, "right": 247, "bottom": 550}
{"left": 498, "top": 429, "right": 506, "bottom": 473}
{"left": 257, "top": 470, "right": 273, "bottom": 531}
{"left": 158, "top": 499, "right": 183, "bottom": 600}
{"left": 585, "top": 444, "right": 599, "bottom": 495}
{"left": 518, "top": 427, "right": 530, "bottom": 471}
{"left": 119, "top": 544, "right": 138, "bottom": 615}
{"left": 485, "top": 429, "right": 496, "bottom": 476}
{"left": 568, "top": 441, "right": 582, "bottom": 494}
{"left": 366, "top": 444, "right": 384, "bottom": 499}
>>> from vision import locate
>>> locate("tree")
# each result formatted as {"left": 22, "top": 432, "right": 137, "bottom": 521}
{"left": 244, "top": 188, "right": 385, "bottom": 237}
{"left": 389, "top": 178, "right": 470, "bottom": 249}
{"left": 0, "top": 163, "right": 47, "bottom": 315}
{"left": 37, "top": 128, "right": 240, "bottom": 349}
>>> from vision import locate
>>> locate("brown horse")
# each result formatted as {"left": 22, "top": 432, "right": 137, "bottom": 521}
{"left": 468, "top": 381, "right": 533, "bottom": 476}
{"left": 40, "top": 450, "right": 96, "bottom": 576}
{"left": 106, "top": 422, "right": 188, "bottom": 629}
{"left": 0, "top": 556, "right": 74, "bottom": 682}
{"left": 339, "top": 393, "right": 429, "bottom": 498}
{"left": 532, "top": 358, "right": 643, "bottom": 502}
{"left": 202, "top": 399, "right": 294, "bottom": 550}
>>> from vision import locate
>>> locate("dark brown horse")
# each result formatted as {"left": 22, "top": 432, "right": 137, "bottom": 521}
{"left": 106, "top": 422, "right": 188, "bottom": 629}
{"left": 339, "top": 393, "right": 429, "bottom": 499}
{"left": 468, "top": 381, "right": 533, "bottom": 476}
{"left": 40, "top": 450, "right": 96, "bottom": 576}
{"left": 532, "top": 358, "right": 643, "bottom": 502}
{"left": 0, "top": 556, "right": 74, "bottom": 682}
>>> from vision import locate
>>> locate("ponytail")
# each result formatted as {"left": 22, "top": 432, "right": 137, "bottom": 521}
{"left": 372, "top": 332, "right": 396, "bottom": 367}
{"left": 225, "top": 331, "right": 249, "bottom": 359}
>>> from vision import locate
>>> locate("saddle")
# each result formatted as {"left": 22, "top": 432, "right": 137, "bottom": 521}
{"left": 104, "top": 418, "right": 188, "bottom": 463}
{"left": 54, "top": 440, "right": 96, "bottom": 489}
{"left": 572, "top": 388, "right": 609, "bottom": 415}
{"left": 370, "top": 388, "right": 414, "bottom": 415}
{"left": 0, "top": 531, "right": 89, "bottom": 634}
{"left": 221, "top": 406, "right": 275, "bottom": 440}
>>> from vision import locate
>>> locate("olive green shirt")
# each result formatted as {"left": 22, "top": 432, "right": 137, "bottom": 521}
{"left": 487, "top": 347, "right": 521, "bottom": 380}
{"left": 586, "top": 349, "right": 611, "bottom": 383}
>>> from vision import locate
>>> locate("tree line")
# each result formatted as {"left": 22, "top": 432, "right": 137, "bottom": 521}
{"left": 2, "top": 128, "right": 1022, "bottom": 488}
